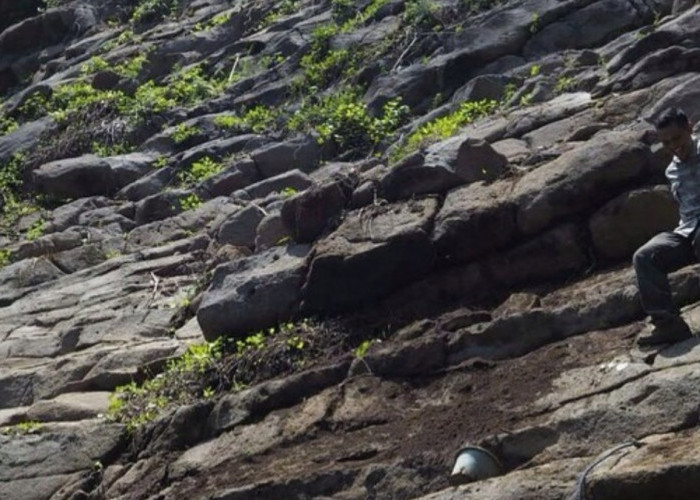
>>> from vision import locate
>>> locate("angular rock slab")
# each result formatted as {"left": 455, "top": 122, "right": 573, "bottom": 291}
{"left": 416, "top": 457, "right": 588, "bottom": 500}
{"left": 0, "top": 420, "right": 124, "bottom": 496}
{"left": 381, "top": 136, "right": 507, "bottom": 200}
{"left": 197, "top": 244, "right": 311, "bottom": 340}
{"left": 586, "top": 429, "right": 700, "bottom": 500}
{"left": 432, "top": 179, "right": 517, "bottom": 265}
{"left": 590, "top": 186, "right": 678, "bottom": 261}
{"left": 33, "top": 155, "right": 117, "bottom": 199}
{"left": 513, "top": 130, "right": 653, "bottom": 235}
{"left": 302, "top": 198, "right": 438, "bottom": 313}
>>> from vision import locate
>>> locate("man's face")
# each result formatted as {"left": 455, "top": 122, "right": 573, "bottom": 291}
{"left": 658, "top": 122, "right": 694, "bottom": 162}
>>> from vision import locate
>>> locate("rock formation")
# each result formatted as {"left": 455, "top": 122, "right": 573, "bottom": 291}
{"left": 1, "top": 0, "right": 700, "bottom": 499}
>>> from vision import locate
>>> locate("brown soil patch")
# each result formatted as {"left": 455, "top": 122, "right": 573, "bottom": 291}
{"left": 167, "top": 322, "right": 638, "bottom": 499}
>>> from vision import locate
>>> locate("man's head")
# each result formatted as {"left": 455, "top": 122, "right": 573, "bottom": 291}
{"left": 656, "top": 107, "right": 695, "bottom": 162}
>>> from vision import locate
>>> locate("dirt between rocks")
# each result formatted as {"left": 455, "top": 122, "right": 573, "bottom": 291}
{"left": 167, "top": 323, "right": 637, "bottom": 499}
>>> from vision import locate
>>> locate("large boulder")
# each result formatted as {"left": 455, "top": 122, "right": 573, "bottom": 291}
{"left": 217, "top": 204, "right": 266, "bottom": 248}
{"left": 281, "top": 180, "right": 349, "bottom": 243}
{"left": 590, "top": 186, "right": 679, "bottom": 261}
{"left": 432, "top": 179, "right": 517, "bottom": 265}
{"left": 201, "top": 159, "right": 260, "bottom": 197}
{"left": 235, "top": 169, "right": 312, "bottom": 200}
{"left": 483, "top": 223, "right": 588, "bottom": 288}
{"left": 381, "top": 136, "right": 508, "bottom": 200}
{"left": 512, "top": 131, "right": 652, "bottom": 235}
{"left": 586, "top": 428, "right": 700, "bottom": 500}
{"left": 250, "top": 136, "right": 322, "bottom": 178}
{"left": 197, "top": 245, "right": 310, "bottom": 340}
{"left": 523, "top": 0, "right": 662, "bottom": 58}
{"left": 103, "top": 152, "right": 158, "bottom": 190}
{"left": 33, "top": 155, "right": 115, "bottom": 199}
{"left": 302, "top": 198, "right": 438, "bottom": 313}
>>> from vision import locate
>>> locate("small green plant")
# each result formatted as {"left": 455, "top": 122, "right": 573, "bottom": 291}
{"left": 530, "top": 64, "right": 540, "bottom": 77}
{"left": 178, "top": 193, "right": 203, "bottom": 211}
{"left": 1, "top": 420, "right": 43, "bottom": 435}
{"left": 502, "top": 82, "right": 517, "bottom": 104}
{"left": 130, "top": 0, "right": 182, "bottom": 24}
{"left": 403, "top": 0, "right": 440, "bottom": 27}
{"left": 153, "top": 155, "right": 169, "bottom": 168}
{"left": 26, "top": 219, "right": 45, "bottom": 241}
{"left": 213, "top": 106, "right": 277, "bottom": 134}
{"left": 236, "top": 331, "right": 267, "bottom": 353}
{"left": 178, "top": 156, "right": 222, "bottom": 185}
{"left": 193, "top": 11, "right": 231, "bottom": 31}
{"left": 289, "top": 88, "right": 408, "bottom": 153}
{"left": 554, "top": 75, "right": 575, "bottom": 94}
{"left": 115, "top": 54, "right": 148, "bottom": 79}
{"left": 257, "top": 0, "right": 301, "bottom": 29}
{"left": 107, "top": 339, "right": 222, "bottom": 431}
{"left": 132, "top": 65, "right": 225, "bottom": 117}
{"left": 519, "top": 92, "right": 534, "bottom": 106}
{"left": 394, "top": 98, "right": 497, "bottom": 159}
{"left": 92, "top": 141, "right": 131, "bottom": 157}
{"left": 280, "top": 187, "right": 298, "bottom": 198}
{"left": 0, "top": 114, "right": 18, "bottom": 135}
{"left": 171, "top": 123, "right": 199, "bottom": 144}
{"left": 530, "top": 12, "right": 540, "bottom": 33}
{"left": 81, "top": 56, "right": 110, "bottom": 75}
{"left": 0, "top": 249, "right": 11, "bottom": 268}
{"left": 354, "top": 339, "right": 374, "bottom": 358}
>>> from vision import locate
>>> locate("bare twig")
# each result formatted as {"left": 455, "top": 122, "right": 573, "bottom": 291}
{"left": 391, "top": 31, "right": 419, "bottom": 73}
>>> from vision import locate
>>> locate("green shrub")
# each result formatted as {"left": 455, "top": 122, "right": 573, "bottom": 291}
{"left": 80, "top": 56, "right": 110, "bottom": 75}
{"left": 554, "top": 75, "right": 575, "bottom": 93}
{"left": 171, "top": 123, "right": 199, "bottom": 144}
{"left": 178, "top": 193, "right": 203, "bottom": 211}
{"left": 289, "top": 88, "right": 408, "bottom": 153}
{"left": 130, "top": 0, "right": 182, "bottom": 24}
{"left": 26, "top": 219, "right": 45, "bottom": 241}
{"left": 193, "top": 12, "right": 231, "bottom": 31}
{"left": 0, "top": 249, "right": 11, "bottom": 268}
{"left": 403, "top": 0, "right": 440, "bottom": 27}
{"left": 397, "top": 98, "right": 497, "bottom": 157}
{"left": 213, "top": 106, "right": 277, "bottom": 134}
{"left": 107, "top": 340, "right": 223, "bottom": 431}
{"left": 0, "top": 114, "right": 18, "bottom": 135}
{"left": 178, "top": 157, "right": 222, "bottom": 185}
{"left": 115, "top": 54, "right": 148, "bottom": 79}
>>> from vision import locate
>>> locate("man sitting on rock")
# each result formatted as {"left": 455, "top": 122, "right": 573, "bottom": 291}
{"left": 634, "top": 107, "right": 700, "bottom": 345}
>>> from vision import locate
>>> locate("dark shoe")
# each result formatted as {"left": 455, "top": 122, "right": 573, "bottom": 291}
{"left": 637, "top": 316, "right": 693, "bottom": 346}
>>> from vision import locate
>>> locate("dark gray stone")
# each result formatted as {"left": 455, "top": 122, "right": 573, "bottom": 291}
{"left": 33, "top": 155, "right": 115, "bottom": 199}
{"left": 217, "top": 204, "right": 266, "bottom": 248}
{"left": 197, "top": 244, "right": 310, "bottom": 340}
{"left": 250, "top": 136, "right": 322, "bottom": 178}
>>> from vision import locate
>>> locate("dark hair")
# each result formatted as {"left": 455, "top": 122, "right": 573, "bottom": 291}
{"left": 656, "top": 107, "right": 689, "bottom": 129}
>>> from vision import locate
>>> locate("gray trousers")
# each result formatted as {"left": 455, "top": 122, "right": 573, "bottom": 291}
{"left": 633, "top": 230, "right": 700, "bottom": 322}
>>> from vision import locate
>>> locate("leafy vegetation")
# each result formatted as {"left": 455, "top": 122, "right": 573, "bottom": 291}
{"left": 289, "top": 87, "right": 408, "bottom": 153}
{"left": 106, "top": 320, "right": 351, "bottom": 431}
{"left": 178, "top": 193, "right": 203, "bottom": 211}
{"left": 213, "top": 106, "right": 278, "bottom": 134}
{"left": 391, "top": 98, "right": 498, "bottom": 160}
{"left": 0, "top": 249, "right": 11, "bottom": 268}
{"left": 130, "top": 0, "right": 183, "bottom": 24}
{"left": 107, "top": 340, "right": 223, "bottom": 431}
{"left": 0, "top": 152, "right": 41, "bottom": 237}
{"left": 0, "top": 420, "right": 43, "bottom": 436}
{"left": 178, "top": 157, "right": 222, "bottom": 185}
{"left": 555, "top": 75, "right": 575, "bottom": 93}
{"left": 194, "top": 12, "right": 231, "bottom": 32}
{"left": 171, "top": 123, "right": 199, "bottom": 144}
{"left": 26, "top": 219, "right": 45, "bottom": 241}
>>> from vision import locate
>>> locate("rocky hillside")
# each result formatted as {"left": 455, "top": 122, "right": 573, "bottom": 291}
{"left": 1, "top": 0, "right": 700, "bottom": 498}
